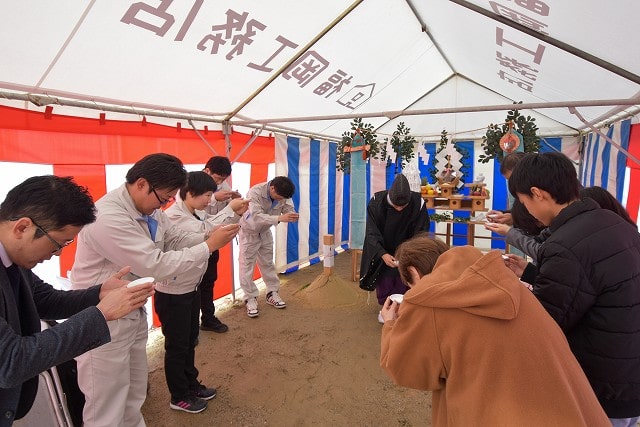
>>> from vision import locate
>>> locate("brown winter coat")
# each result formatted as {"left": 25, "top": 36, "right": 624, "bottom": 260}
{"left": 380, "top": 246, "right": 609, "bottom": 427}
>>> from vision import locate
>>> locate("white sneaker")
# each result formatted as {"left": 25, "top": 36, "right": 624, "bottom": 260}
{"left": 245, "top": 297, "right": 259, "bottom": 318}
{"left": 266, "top": 291, "right": 286, "bottom": 309}
{"left": 378, "top": 311, "right": 384, "bottom": 324}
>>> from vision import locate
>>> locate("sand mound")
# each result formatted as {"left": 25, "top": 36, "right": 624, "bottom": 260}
{"left": 296, "top": 272, "right": 367, "bottom": 309}
{"left": 141, "top": 252, "right": 431, "bottom": 426}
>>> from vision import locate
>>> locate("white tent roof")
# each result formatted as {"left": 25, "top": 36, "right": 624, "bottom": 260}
{"left": 1, "top": 0, "right": 639, "bottom": 139}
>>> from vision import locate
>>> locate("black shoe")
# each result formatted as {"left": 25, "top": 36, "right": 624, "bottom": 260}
{"left": 191, "top": 382, "right": 217, "bottom": 401}
{"left": 201, "top": 317, "right": 229, "bottom": 333}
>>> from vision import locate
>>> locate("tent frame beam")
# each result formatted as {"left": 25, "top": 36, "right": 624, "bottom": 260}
{"left": 231, "top": 98, "right": 640, "bottom": 126}
{"left": 0, "top": 90, "right": 339, "bottom": 141}
{"left": 570, "top": 107, "right": 640, "bottom": 167}
{"left": 223, "top": 0, "right": 365, "bottom": 122}
{"left": 449, "top": 0, "right": 640, "bottom": 85}
{"left": 2, "top": 91, "right": 637, "bottom": 141}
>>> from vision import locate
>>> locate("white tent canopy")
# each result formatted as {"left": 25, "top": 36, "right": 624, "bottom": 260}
{"left": 1, "top": 0, "right": 639, "bottom": 139}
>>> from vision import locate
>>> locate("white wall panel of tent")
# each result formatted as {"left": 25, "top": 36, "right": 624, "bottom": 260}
{"left": 1, "top": 1, "right": 640, "bottom": 292}
{"left": 1, "top": 1, "right": 639, "bottom": 137}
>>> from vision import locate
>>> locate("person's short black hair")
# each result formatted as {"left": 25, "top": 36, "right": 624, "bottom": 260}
{"left": 499, "top": 152, "right": 527, "bottom": 177}
{"left": 180, "top": 171, "right": 217, "bottom": 200}
{"left": 508, "top": 152, "right": 579, "bottom": 204}
{"left": 270, "top": 176, "right": 295, "bottom": 199}
{"left": 126, "top": 153, "right": 187, "bottom": 193}
{"left": 204, "top": 156, "right": 232, "bottom": 176}
{"left": 0, "top": 175, "right": 96, "bottom": 231}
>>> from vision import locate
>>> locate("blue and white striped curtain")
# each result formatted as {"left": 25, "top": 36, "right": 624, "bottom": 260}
{"left": 580, "top": 119, "right": 631, "bottom": 202}
{"left": 275, "top": 135, "right": 349, "bottom": 272}
{"left": 275, "top": 134, "right": 582, "bottom": 271}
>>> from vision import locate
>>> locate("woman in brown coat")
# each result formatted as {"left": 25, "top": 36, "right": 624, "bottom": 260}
{"left": 380, "top": 236, "right": 609, "bottom": 426}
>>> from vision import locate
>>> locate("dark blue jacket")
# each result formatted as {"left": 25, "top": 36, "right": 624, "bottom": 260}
{"left": 0, "top": 265, "right": 110, "bottom": 426}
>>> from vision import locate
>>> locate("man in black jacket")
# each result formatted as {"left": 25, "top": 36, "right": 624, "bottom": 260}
{"left": 359, "top": 174, "right": 429, "bottom": 323}
{"left": 507, "top": 152, "right": 640, "bottom": 425}
{"left": 0, "top": 176, "right": 154, "bottom": 426}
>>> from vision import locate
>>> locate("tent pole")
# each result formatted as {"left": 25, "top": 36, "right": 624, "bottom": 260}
{"left": 449, "top": 0, "right": 640, "bottom": 85}
{"left": 231, "top": 98, "right": 640, "bottom": 125}
{"left": 404, "top": 0, "right": 456, "bottom": 73}
{"left": 580, "top": 93, "right": 640, "bottom": 131}
{"left": 3, "top": 91, "right": 637, "bottom": 142}
{"left": 187, "top": 119, "right": 218, "bottom": 156}
{"left": 231, "top": 126, "right": 265, "bottom": 164}
{"left": 0, "top": 90, "right": 342, "bottom": 141}
{"left": 569, "top": 107, "right": 640, "bottom": 168}
{"left": 222, "top": 121, "right": 232, "bottom": 157}
{"left": 0, "top": 91, "right": 229, "bottom": 124}
{"left": 223, "top": 0, "right": 365, "bottom": 122}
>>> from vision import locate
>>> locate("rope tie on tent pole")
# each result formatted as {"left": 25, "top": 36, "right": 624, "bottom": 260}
{"left": 27, "top": 94, "right": 58, "bottom": 107}
{"left": 222, "top": 121, "right": 233, "bottom": 156}
{"left": 91, "top": 99, "right": 103, "bottom": 118}
{"left": 569, "top": 106, "right": 640, "bottom": 168}
{"left": 130, "top": 104, "right": 147, "bottom": 125}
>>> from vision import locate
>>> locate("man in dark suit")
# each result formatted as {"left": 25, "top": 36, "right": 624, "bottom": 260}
{"left": 0, "top": 175, "right": 154, "bottom": 426}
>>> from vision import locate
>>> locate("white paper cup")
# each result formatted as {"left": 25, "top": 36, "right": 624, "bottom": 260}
{"left": 389, "top": 294, "right": 404, "bottom": 304}
{"left": 127, "top": 277, "right": 155, "bottom": 288}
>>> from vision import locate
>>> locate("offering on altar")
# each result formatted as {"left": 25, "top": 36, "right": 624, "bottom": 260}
{"left": 470, "top": 173, "right": 487, "bottom": 196}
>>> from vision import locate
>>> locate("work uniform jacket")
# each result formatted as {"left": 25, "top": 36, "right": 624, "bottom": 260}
{"left": 71, "top": 184, "right": 210, "bottom": 299}
{"left": 162, "top": 198, "right": 238, "bottom": 295}
{"left": 237, "top": 181, "right": 295, "bottom": 292}
{"left": 205, "top": 180, "right": 233, "bottom": 216}
{"left": 239, "top": 181, "right": 295, "bottom": 235}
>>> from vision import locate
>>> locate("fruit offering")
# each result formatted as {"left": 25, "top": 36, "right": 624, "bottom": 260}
{"left": 421, "top": 183, "right": 436, "bottom": 196}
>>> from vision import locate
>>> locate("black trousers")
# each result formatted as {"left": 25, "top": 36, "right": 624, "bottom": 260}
{"left": 154, "top": 290, "right": 200, "bottom": 400}
{"left": 199, "top": 250, "right": 219, "bottom": 324}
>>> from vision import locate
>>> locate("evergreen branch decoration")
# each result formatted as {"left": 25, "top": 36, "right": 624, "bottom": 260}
{"left": 383, "top": 122, "right": 416, "bottom": 170}
{"left": 429, "top": 212, "right": 470, "bottom": 223}
{"left": 336, "top": 118, "right": 379, "bottom": 173}
{"left": 430, "top": 212, "right": 452, "bottom": 222}
{"left": 479, "top": 103, "right": 540, "bottom": 164}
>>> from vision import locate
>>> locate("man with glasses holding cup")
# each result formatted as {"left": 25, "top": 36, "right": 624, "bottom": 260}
{"left": 70, "top": 153, "right": 239, "bottom": 424}
{"left": 0, "top": 175, "right": 154, "bottom": 426}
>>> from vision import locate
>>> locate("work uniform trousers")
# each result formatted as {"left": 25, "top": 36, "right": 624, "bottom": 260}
{"left": 153, "top": 289, "right": 201, "bottom": 401}
{"left": 238, "top": 229, "right": 280, "bottom": 299}
{"left": 76, "top": 309, "right": 148, "bottom": 427}
{"left": 198, "top": 250, "right": 219, "bottom": 324}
